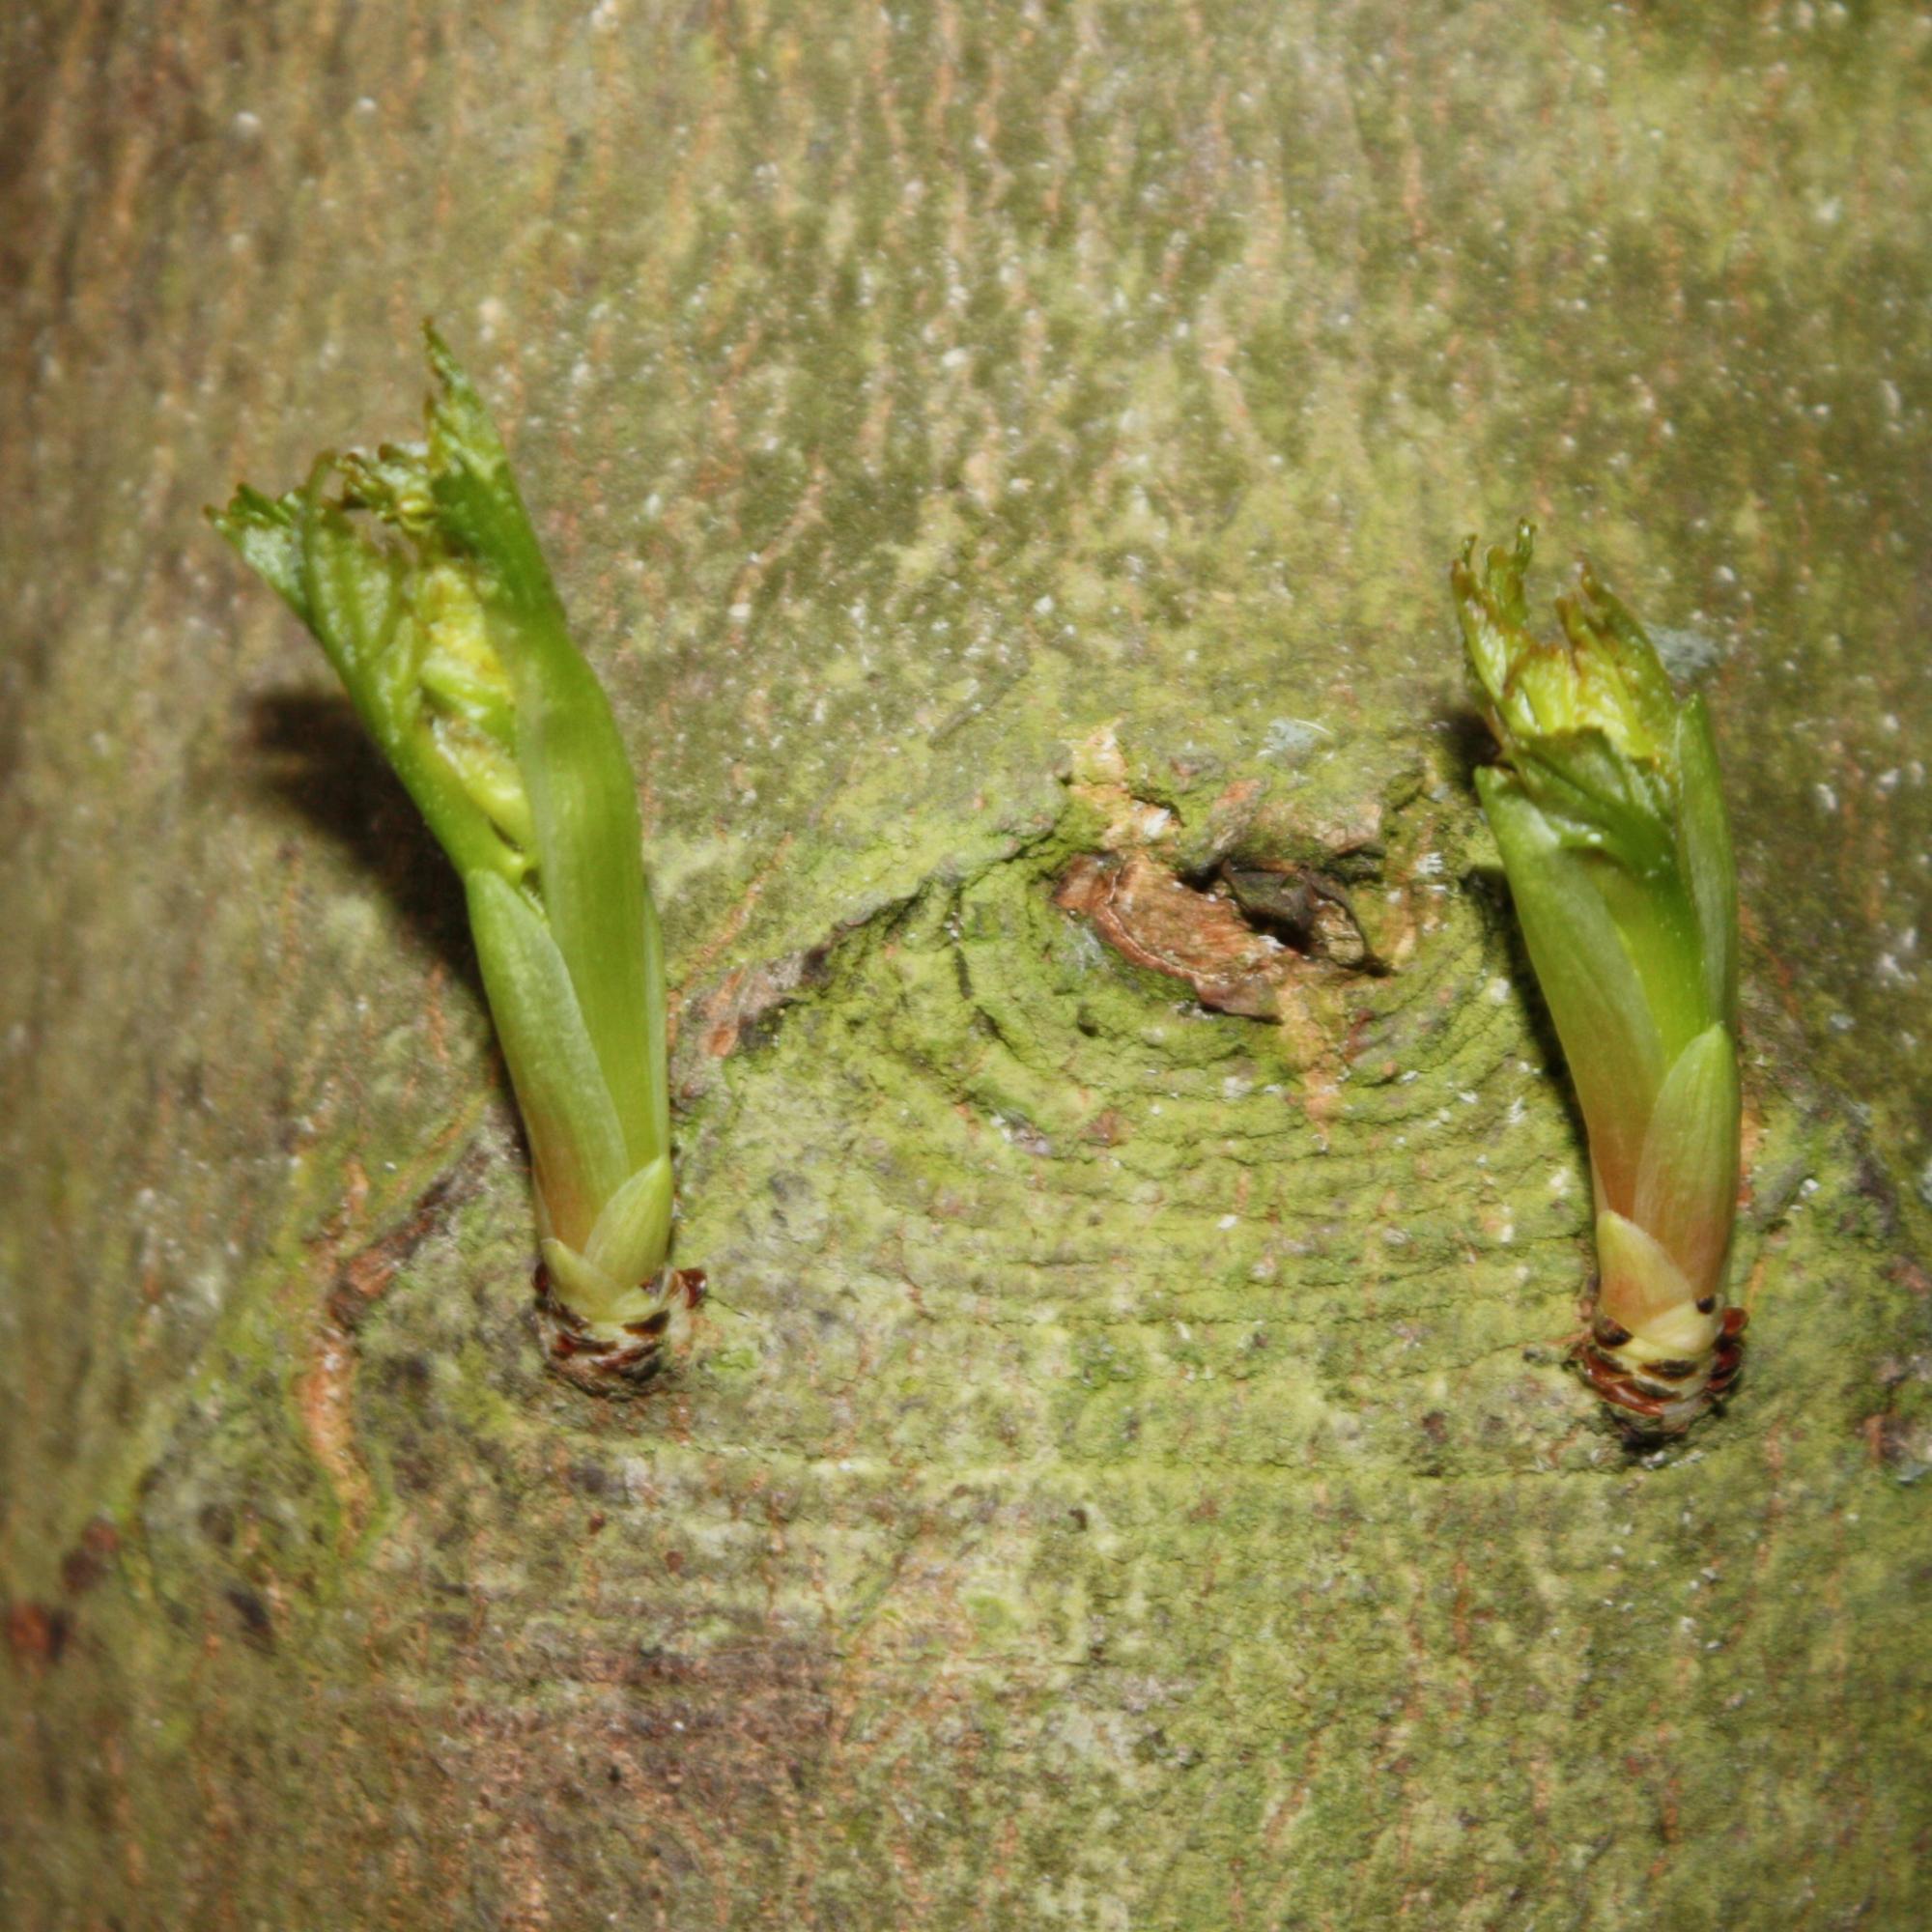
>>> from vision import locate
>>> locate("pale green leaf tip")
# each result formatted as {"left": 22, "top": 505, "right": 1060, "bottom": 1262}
{"left": 421, "top": 316, "right": 463, "bottom": 385}
{"left": 584, "top": 1156, "right": 674, "bottom": 1284}
{"left": 420, "top": 319, "right": 472, "bottom": 420}
{"left": 541, "top": 1237, "right": 632, "bottom": 1326}
{"left": 418, "top": 319, "right": 506, "bottom": 479}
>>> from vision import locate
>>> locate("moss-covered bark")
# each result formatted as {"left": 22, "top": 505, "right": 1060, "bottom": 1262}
{"left": 3, "top": 4, "right": 1929, "bottom": 1926}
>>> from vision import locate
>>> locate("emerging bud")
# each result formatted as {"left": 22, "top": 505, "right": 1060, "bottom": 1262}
{"left": 1454, "top": 526, "right": 1744, "bottom": 1434}
{"left": 212, "top": 327, "right": 691, "bottom": 1392}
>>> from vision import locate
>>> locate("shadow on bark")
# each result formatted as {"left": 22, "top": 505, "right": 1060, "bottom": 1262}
{"left": 243, "top": 688, "right": 482, "bottom": 1003}
{"left": 1439, "top": 697, "right": 1593, "bottom": 1175}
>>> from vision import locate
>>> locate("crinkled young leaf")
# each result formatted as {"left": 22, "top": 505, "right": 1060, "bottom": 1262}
{"left": 415, "top": 567, "right": 519, "bottom": 748}
{"left": 420, "top": 327, "right": 560, "bottom": 611}
{"left": 209, "top": 485, "right": 311, "bottom": 623}
{"left": 1561, "top": 569, "right": 1678, "bottom": 745}
{"left": 1455, "top": 524, "right": 1677, "bottom": 766}
{"left": 299, "top": 481, "right": 525, "bottom": 887}
{"left": 1512, "top": 728, "right": 1676, "bottom": 878}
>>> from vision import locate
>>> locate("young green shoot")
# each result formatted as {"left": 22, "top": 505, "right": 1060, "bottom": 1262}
{"left": 211, "top": 327, "right": 696, "bottom": 1392}
{"left": 1454, "top": 524, "right": 1745, "bottom": 1435}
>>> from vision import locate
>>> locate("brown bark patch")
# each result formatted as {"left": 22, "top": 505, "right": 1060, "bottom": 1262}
{"left": 4, "top": 1601, "right": 70, "bottom": 1670}
{"left": 297, "top": 1149, "right": 489, "bottom": 1545}
{"left": 683, "top": 946, "right": 833, "bottom": 1066}
{"left": 1056, "top": 852, "right": 1370, "bottom": 1017}
{"left": 1058, "top": 853, "right": 1292, "bottom": 1017}
{"left": 58, "top": 1519, "right": 121, "bottom": 1597}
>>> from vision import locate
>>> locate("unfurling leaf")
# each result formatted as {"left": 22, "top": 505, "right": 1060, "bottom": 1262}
{"left": 1457, "top": 526, "right": 1745, "bottom": 1435}
{"left": 211, "top": 328, "right": 692, "bottom": 1392}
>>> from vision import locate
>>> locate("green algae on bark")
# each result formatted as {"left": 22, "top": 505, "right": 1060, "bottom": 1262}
{"left": 210, "top": 329, "right": 694, "bottom": 1392}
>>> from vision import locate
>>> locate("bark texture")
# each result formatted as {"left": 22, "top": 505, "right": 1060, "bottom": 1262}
{"left": 3, "top": 5, "right": 1930, "bottom": 1927}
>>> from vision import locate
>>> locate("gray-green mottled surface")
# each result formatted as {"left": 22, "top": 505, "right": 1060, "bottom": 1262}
{"left": 3, "top": 4, "right": 1929, "bottom": 1927}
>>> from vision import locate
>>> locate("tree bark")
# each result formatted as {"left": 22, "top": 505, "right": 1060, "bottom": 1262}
{"left": 4, "top": 4, "right": 1929, "bottom": 1926}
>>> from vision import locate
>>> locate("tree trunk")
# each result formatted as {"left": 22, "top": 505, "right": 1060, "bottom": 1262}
{"left": 4, "top": 5, "right": 1928, "bottom": 1926}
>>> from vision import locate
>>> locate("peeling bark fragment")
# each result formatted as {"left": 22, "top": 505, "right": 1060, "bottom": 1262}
{"left": 298, "top": 1150, "right": 491, "bottom": 1544}
{"left": 1058, "top": 853, "right": 1295, "bottom": 1017}
{"left": 1057, "top": 853, "right": 1373, "bottom": 1016}
{"left": 323, "top": 1149, "right": 488, "bottom": 1334}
